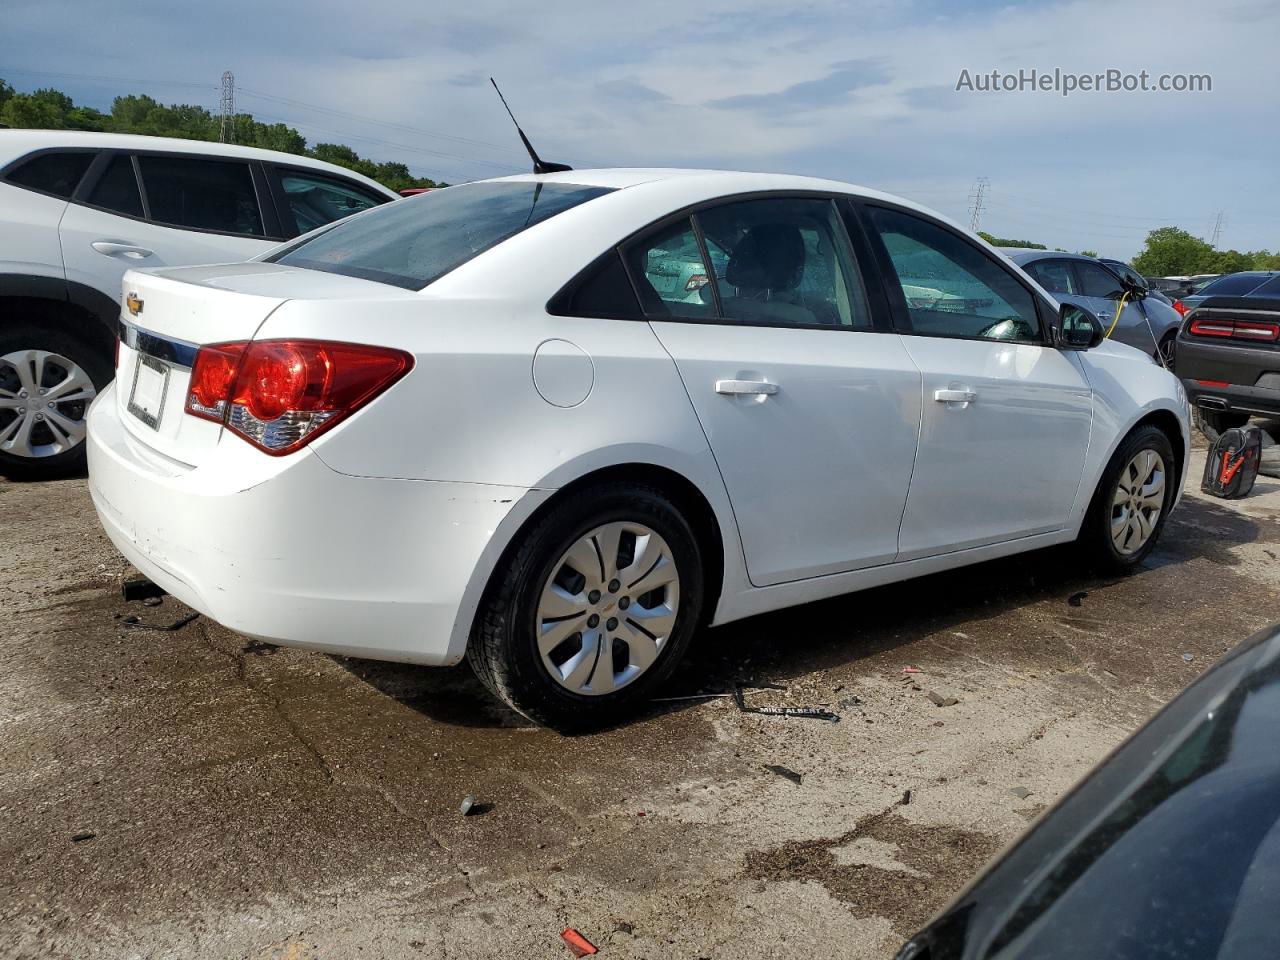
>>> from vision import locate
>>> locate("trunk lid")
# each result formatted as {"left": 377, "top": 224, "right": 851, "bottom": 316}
{"left": 115, "top": 262, "right": 419, "bottom": 467}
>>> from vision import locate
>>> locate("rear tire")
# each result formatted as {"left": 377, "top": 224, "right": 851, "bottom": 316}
{"left": 1194, "top": 407, "right": 1249, "bottom": 443}
{"left": 0, "top": 324, "right": 111, "bottom": 481}
{"left": 468, "top": 483, "right": 705, "bottom": 732}
{"left": 1157, "top": 332, "right": 1177, "bottom": 371}
{"left": 1077, "top": 425, "right": 1177, "bottom": 574}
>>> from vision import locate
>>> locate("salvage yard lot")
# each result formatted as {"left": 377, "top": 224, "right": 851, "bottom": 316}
{"left": 3, "top": 442, "right": 1280, "bottom": 960}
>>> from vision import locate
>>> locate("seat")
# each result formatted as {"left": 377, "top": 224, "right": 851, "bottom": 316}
{"left": 720, "top": 223, "right": 817, "bottom": 326}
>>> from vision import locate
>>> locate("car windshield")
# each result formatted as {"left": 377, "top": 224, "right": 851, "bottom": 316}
{"left": 270, "top": 181, "right": 614, "bottom": 290}
{"left": 1198, "top": 273, "right": 1269, "bottom": 296}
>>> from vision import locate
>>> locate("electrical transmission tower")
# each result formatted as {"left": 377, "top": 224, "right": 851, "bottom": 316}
{"left": 968, "top": 177, "right": 989, "bottom": 233}
{"left": 219, "top": 71, "right": 235, "bottom": 143}
{"left": 1210, "top": 211, "right": 1226, "bottom": 248}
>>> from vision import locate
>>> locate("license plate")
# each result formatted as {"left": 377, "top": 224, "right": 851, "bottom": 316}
{"left": 127, "top": 355, "right": 170, "bottom": 429}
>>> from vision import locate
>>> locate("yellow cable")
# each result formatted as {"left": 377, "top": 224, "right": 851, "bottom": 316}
{"left": 1104, "top": 291, "right": 1129, "bottom": 339}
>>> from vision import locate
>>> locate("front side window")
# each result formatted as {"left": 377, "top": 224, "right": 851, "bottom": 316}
{"left": 696, "top": 197, "right": 871, "bottom": 328}
{"left": 279, "top": 170, "right": 385, "bottom": 234}
{"left": 87, "top": 154, "right": 143, "bottom": 218}
{"left": 273, "top": 181, "right": 613, "bottom": 290}
{"left": 1198, "top": 273, "right": 1270, "bottom": 297}
{"left": 868, "top": 206, "right": 1041, "bottom": 342}
{"left": 1026, "top": 259, "right": 1077, "bottom": 296}
{"left": 6, "top": 151, "right": 95, "bottom": 198}
{"left": 1075, "top": 262, "right": 1125, "bottom": 299}
{"left": 137, "top": 155, "right": 263, "bottom": 236}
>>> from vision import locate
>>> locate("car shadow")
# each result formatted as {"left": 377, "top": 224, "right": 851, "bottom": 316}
{"left": 343, "top": 493, "right": 1264, "bottom": 732}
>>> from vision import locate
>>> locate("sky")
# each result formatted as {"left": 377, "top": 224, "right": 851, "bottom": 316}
{"left": 2, "top": 0, "right": 1277, "bottom": 260}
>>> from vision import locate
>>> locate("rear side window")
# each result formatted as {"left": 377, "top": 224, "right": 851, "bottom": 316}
{"left": 272, "top": 181, "right": 613, "bottom": 290}
{"left": 279, "top": 170, "right": 385, "bottom": 234}
{"left": 87, "top": 155, "right": 143, "bottom": 218}
{"left": 1026, "top": 260, "right": 1077, "bottom": 295}
{"left": 1200, "top": 273, "right": 1271, "bottom": 297}
{"left": 868, "top": 206, "right": 1041, "bottom": 342}
{"left": 1249, "top": 276, "right": 1280, "bottom": 297}
{"left": 138, "top": 155, "right": 264, "bottom": 236}
{"left": 624, "top": 218, "right": 716, "bottom": 320}
{"left": 6, "top": 151, "right": 94, "bottom": 198}
{"left": 551, "top": 252, "right": 642, "bottom": 318}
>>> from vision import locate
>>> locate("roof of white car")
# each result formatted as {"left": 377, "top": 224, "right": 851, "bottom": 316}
{"left": 0, "top": 129, "right": 396, "bottom": 197}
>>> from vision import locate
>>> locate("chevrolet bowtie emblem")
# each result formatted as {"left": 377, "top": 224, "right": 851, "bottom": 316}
{"left": 126, "top": 293, "right": 143, "bottom": 316}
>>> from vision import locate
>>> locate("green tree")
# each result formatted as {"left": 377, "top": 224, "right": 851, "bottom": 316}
{"left": 1131, "top": 227, "right": 1215, "bottom": 275}
{"left": 1079, "top": 249, "right": 1099, "bottom": 258}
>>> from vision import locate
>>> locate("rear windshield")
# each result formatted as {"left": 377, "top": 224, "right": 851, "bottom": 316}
{"left": 1198, "top": 273, "right": 1272, "bottom": 296}
{"left": 270, "top": 180, "right": 614, "bottom": 290}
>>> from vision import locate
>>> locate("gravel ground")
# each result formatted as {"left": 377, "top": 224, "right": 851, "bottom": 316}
{"left": 3, "top": 442, "right": 1280, "bottom": 959}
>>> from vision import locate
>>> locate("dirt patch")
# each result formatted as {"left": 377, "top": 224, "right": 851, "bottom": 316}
{"left": 745, "top": 809, "right": 1001, "bottom": 934}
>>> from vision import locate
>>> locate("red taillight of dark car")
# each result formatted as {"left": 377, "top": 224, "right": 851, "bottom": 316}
{"left": 1173, "top": 300, "right": 1190, "bottom": 316}
{"left": 1188, "top": 317, "right": 1280, "bottom": 342}
{"left": 184, "top": 340, "right": 413, "bottom": 455}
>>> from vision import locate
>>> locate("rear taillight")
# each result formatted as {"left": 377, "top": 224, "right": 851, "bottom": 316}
{"left": 1188, "top": 317, "right": 1280, "bottom": 342}
{"left": 184, "top": 339, "right": 412, "bottom": 455}
{"left": 1173, "top": 300, "right": 1190, "bottom": 316}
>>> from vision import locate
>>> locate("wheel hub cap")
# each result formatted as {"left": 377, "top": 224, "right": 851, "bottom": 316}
{"left": 0, "top": 350, "right": 96, "bottom": 459}
{"left": 1111, "top": 448, "right": 1166, "bottom": 555}
{"left": 535, "top": 521, "right": 681, "bottom": 696}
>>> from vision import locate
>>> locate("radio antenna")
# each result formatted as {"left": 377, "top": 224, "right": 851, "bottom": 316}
{"left": 490, "top": 78, "right": 572, "bottom": 175}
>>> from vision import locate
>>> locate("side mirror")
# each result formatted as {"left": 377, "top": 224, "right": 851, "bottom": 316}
{"left": 1059, "top": 303, "right": 1104, "bottom": 349}
{"left": 1119, "top": 274, "right": 1148, "bottom": 301}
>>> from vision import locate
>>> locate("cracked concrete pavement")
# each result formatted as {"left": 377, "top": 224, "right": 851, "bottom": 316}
{"left": 3, "top": 442, "right": 1280, "bottom": 959}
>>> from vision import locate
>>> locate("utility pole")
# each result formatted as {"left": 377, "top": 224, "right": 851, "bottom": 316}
{"left": 968, "top": 177, "right": 989, "bottom": 233}
{"left": 1209, "top": 210, "right": 1226, "bottom": 248}
{"left": 219, "top": 71, "right": 235, "bottom": 143}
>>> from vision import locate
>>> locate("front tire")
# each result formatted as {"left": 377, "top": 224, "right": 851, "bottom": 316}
{"left": 0, "top": 325, "right": 110, "bottom": 481}
{"left": 468, "top": 483, "right": 705, "bottom": 731}
{"left": 1077, "top": 425, "right": 1177, "bottom": 573}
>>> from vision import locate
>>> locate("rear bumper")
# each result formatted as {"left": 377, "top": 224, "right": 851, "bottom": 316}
{"left": 87, "top": 382, "right": 534, "bottom": 665}
{"left": 1178, "top": 336, "right": 1280, "bottom": 419}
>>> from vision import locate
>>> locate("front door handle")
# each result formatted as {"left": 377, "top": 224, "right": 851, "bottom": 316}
{"left": 716, "top": 379, "right": 779, "bottom": 396}
{"left": 91, "top": 240, "right": 154, "bottom": 260}
{"left": 934, "top": 389, "right": 977, "bottom": 404}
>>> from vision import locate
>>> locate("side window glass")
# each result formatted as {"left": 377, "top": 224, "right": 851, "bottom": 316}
{"left": 137, "top": 156, "right": 263, "bottom": 236}
{"left": 7, "top": 152, "right": 95, "bottom": 198}
{"left": 623, "top": 218, "right": 715, "bottom": 319}
{"left": 1075, "top": 262, "right": 1125, "bottom": 299}
{"left": 1028, "top": 260, "right": 1076, "bottom": 295}
{"left": 555, "top": 251, "right": 642, "bottom": 318}
{"left": 86, "top": 155, "right": 143, "bottom": 218}
{"left": 280, "top": 171, "right": 384, "bottom": 234}
{"left": 868, "top": 206, "right": 1041, "bottom": 342}
{"left": 697, "top": 197, "right": 871, "bottom": 328}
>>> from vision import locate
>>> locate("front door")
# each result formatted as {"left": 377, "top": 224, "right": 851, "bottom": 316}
{"left": 633, "top": 196, "right": 922, "bottom": 586}
{"left": 863, "top": 205, "right": 1094, "bottom": 560}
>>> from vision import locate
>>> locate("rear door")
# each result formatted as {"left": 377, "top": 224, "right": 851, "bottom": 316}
{"left": 861, "top": 204, "right": 1093, "bottom": 560}
{"left": 638, "top": 195, "right": 922, "bottom": 586}
{"left": 60, "top": 151, "right": 281, "bottom": 304}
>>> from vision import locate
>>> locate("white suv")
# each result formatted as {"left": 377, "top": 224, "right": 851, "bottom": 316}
{"left": 0, "top": 130, "right": 397, "bottom": 479}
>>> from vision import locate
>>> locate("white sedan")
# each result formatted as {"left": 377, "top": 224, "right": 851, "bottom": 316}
{"left": 87, "top": 169, "right": 1190, "bottom": 729}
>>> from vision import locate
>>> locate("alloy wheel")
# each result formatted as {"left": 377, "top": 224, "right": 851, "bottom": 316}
{"left": 1111, "top": 448, "right": 1166, "bottom": 555}
{"left": 0, "top": 350, "right": 97, "bottom": 459}
{"left": 535, "top": 521, "right": 681, "bottom": 695}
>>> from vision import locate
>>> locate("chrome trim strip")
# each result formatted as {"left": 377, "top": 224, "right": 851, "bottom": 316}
{"left": 118, "top": 316, "right": 199, "bottom": 369}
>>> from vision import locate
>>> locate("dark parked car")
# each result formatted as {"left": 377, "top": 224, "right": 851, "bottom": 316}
{"left": 1175, "top": 271, "right": 1280, "bottom": 316}
{"left": 897, "top": 623, "right": 1280, "bottom": 960}
{"left": 1177, "top": 294, "right": 1280, "bottom": 437}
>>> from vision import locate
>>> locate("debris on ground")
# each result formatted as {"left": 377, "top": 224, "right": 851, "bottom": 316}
{"left": 1182, "top": 653, "right": 1195, "bottom": 662}
{"left": 561, "top": 928, "right": 598, "bottom": 957}
{"left": 927, "top": 691, "right": 960, "bottom": 708}
{"left": 651, "top": 692, "right": 734, "bottom": 702}
{"left": 120, "top": 612, "right": 200, "bottom": 633}
{"left": 613, "top": 922, "right": 634, "bottom": 936}
{"left": 734, "top": 685, "right": 841, "bottom": 722}
{"left": 836, "top": 695, "right": 863, "bottom": 710}
{"left": 70, "top": 831, "right": 95, "bottom": 843}
{"left": 460, "top": 795, "right": 478, "bottom": 816}
{"left": 1008, "top": 786, "right": 1033, "bottom": 800}
{"left": 764, "top": 764, "right": 803, "bottom": 786}
{"left": 903, "top": 666, "right": 923, "bottom": 674}
{"left": 1067, "top": 591, "right": 1088, "bottom": 607}
{"left": 141, "top": 596, "right": 163, "bottom": 607}
{"left": 900, "top": 789, "right": 913, "bottom": 806}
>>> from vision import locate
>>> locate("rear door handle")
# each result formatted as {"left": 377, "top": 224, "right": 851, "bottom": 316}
{"left": 934, "top": 389, "right": 977, "bottom": 404}
{"left": 91, "top": 240, "right": 154, "bottom": 259}
{"left": 716, "top": 379, "right": 779, "bottom": 396}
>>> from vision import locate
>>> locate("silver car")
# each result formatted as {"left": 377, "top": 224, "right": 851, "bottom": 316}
{"left": 1002, "top": 249, "right": 1182, "bottom": 366}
